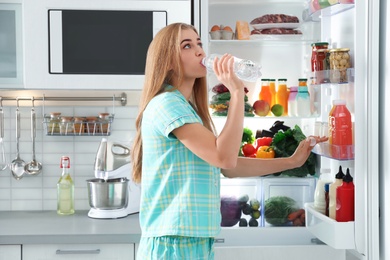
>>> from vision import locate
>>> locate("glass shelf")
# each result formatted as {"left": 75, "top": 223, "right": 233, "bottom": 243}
{"left": 304, "top": 2, "right": 355, "bottom": 22}
{"left": 312, "top": 142, "right": 354, "bottom": 160}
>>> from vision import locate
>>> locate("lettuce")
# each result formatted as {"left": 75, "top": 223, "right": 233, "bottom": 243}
{"left": 271, "top": 125, "right": 316, "bottom": 177}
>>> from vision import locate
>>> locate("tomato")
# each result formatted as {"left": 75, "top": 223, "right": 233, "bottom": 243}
{"left": 256, "top": 146, "right": 275, "bottom": 159}
{"left": 242, "top": 143, "right": 257, "bottom": 157}
{"left": 255, "top": 137, "right": 273, "bottom": 150}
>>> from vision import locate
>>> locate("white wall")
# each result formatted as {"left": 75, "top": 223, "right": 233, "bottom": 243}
{"left": 0, "top": 103, "right": 138, "bottom": 211}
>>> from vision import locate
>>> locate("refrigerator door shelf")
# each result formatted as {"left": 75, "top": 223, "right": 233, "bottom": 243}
{"left": 305, "top": 202, "right": 354, "bottom": 249}
{"left": 311, "top": 143, "right": 355, "bottom": 160}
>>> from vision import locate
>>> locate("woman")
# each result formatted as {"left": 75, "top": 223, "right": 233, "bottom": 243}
{"left": 131, "top": 23, "right": 327, "bottom": 260}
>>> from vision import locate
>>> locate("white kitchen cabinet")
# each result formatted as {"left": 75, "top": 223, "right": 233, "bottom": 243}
{"left": 23, "top": 244, "right": 134, "bottom": 260}
{"left": 0, "top": 2, "right": 23, "bottom": 88}
{"left": 0, "top": 245, "right": 21, "bottom": 260}
{"left": 214, "top": 245, "right": 346, "bottom": 260}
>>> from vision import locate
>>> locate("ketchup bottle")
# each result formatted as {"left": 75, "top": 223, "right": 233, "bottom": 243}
{"left": 336, "top": 168, "right": 354, "bottom": 222}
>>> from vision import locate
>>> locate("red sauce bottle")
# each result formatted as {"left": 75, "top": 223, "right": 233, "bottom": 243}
{"left": 336, "top": 168, "right": 354, "bottom": 222}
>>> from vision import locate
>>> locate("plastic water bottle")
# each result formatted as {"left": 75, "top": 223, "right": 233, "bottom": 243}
{"left": 202, "top": 54, "right": 262, "bottom": 82}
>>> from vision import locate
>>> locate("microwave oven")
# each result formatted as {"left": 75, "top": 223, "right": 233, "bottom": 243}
{"left": 23, "top": 0, "right": 192, "bottom": 90}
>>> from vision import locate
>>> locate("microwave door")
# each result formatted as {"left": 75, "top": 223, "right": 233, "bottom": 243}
{"left": 48, "top": 10, "right": 166, "bottom": 75}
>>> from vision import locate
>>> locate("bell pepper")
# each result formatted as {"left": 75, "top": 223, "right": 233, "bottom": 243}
{"left": 255, "top": 137, "right": 273, "bottom": 149}
{"left": 256, "top": 146, "right": 275, "bottom": 159}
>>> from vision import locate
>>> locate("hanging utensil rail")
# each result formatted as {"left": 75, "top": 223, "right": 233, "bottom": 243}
{"left": 0, "top": 92, "right": 127, "bottom": 106}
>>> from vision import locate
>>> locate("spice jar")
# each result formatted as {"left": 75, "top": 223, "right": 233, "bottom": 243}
{"left": 73, "top": 117, "right": 85, "bottom": 135}
{"left": 329, "top": 48, "right": 350, "bottom": 83}
{"left": 86, "top": 117, "right": 98, "bottom": 135}
{"left": 98, "top": 113, "right": 110, "bottom": 135}
{"left": 48, "top": 112, "right": 61, "bottom": 134}
{"left": 60, "top": 116, "right": 74, "bottom": 135}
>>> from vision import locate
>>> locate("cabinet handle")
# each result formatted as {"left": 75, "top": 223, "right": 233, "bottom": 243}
{"left": 56, "top": 249, "right": 101, "bottom": 255}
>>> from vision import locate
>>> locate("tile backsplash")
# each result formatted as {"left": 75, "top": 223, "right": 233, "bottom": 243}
{"left": 0, "top": 104, "right": 138, "bottom": 211}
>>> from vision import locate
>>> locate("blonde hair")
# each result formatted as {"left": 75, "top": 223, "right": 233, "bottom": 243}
{"left": 131, "top": 23, "right": 215, "bottom": 183}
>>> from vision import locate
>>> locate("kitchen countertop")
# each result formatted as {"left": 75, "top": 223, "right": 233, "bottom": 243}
{"left": 0, "top": 211, "right": 142, "bottom": 245}
{"left": 0, "top": 211, "right": 319, "bottom": 247}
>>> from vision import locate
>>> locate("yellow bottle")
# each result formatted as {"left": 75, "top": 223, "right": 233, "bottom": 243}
{"left": 276, "top": 79, "right": 289, "bottom": 116}
{"left": 269, "top": 78, "right": 276, "bottom": 108}
{"left": 57, "top": 156, "right": 75, "bottom": 215}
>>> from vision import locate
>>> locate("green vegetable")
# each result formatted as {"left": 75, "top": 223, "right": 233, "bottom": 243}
{"left": 271, "top": 125, "right": 316, "bottom": 177}
{"left": 239, "top": 218, "right": 248, "bottom": 227}
{"left": 264, "top": 196, "right": 299, "bottom": 226}
{"left": 248, "top": 218, "right": 259, "bottom": 227}
{"left": 211, "top": 92, "right": 249, "bottom": 102}
{"left": 249, "top": 198, "right": 260, "bottom": 211}
{"left": 242, "top": 127, "right": 255, "bottom": 145}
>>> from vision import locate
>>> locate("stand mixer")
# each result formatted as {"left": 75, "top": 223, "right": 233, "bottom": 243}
{"left": 87, "top": 138, "right": 141, "bottom": 219}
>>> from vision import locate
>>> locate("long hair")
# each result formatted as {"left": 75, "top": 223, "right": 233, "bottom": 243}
{"left": 131, "top": 23, "right": 215, "bottom": 183}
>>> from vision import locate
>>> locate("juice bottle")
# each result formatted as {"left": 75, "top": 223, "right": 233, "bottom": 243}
{"left": 336, "top": 168, "right": 354, "bottom": 222}
{"left": 275, "top": 78, "right": 288, "bottom": 115}
{"left": 259, "top": 79, "right": 272, "bottom": 112}
{"left": 328, "top": 99, "right": 353, "bottom": 159}
{"left": 269, "top": 78, "right": 276, "bottom": 108}
{"left": 57, "top": 156, "right": 75, "bottom": 215}
{"left": 287, "top": 86, "right": 298, "bottom": 117}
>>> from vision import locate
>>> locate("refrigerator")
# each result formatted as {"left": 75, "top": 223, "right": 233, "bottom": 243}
{"left": 192, "top": 0, "right": 382, "bottom": 259}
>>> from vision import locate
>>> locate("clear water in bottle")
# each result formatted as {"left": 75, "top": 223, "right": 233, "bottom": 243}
{"left": 202, "top": 54, "right": 262, "bottom": 82}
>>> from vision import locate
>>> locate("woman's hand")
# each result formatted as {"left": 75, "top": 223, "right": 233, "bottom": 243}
{"left": 290, "top": 135, "right": 328, "bottom": 168}
{"left": 212, "top": 54, "right": 245, "bottom": 94}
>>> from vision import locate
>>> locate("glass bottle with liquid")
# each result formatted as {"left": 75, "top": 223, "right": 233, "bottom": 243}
{"left": 275, "top": 78, "right": 289, "bottom": 116}
{"left": 269, "top": 78, "right": 276, "bottom": 108}
{"left": 259, "top": 79, "right": 272, "bottom": 110}
{"left": 288, "top": 86, "right": 298, "bottom": 117}
{"left": 296, "top": 79, "right": 311, "bottom": 117}
{"left": 57, "top": 156, "right": 75, "bottom": 215}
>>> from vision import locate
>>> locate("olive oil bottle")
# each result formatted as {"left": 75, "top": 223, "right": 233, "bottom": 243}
{"left": 57, "top": 156, "right": 75, "bottom": 215}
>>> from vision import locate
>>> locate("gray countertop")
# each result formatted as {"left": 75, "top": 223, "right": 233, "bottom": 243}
{"left": 0, "top": 211, "right": 141, "bottom": 245}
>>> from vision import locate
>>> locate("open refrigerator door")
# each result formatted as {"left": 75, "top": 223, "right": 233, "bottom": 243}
{"left": 197, "top": 0, "right": 380, "bottom": 259}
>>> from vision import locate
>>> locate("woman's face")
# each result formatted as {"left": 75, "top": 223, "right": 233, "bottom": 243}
{"left": 179, "top": 28, "right": 207, "bottom": 80}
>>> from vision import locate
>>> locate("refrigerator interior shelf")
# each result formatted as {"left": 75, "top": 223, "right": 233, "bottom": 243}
{"left": 43, "top": 114, "right": 113, "bottom": 136}
{"left": 304, "top": 2, "right": 355, "bottom": 22}
{"left": 209, "top": 38, "right": 316, "bottom": 46}
{"left": 305, "top": 203, "right": 355, "bottom": 249}
{"left": 311, "top": 142, "right": 354, "bottom": 160}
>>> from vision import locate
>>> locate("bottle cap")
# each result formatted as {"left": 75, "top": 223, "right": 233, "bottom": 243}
{"left": 335, "top": 165, "right": 345, "bottom": 179}
{"left": 60, "top": 156, "right": 70, "bottom": 168}
{"left": 332, "top": 99, "right": 346, "bottom": 105}
{"left": 343, "top": 168, "right": 353, "bottom": 183}
{"left": 324, "top": 183, "right": 330, "bottom": 192}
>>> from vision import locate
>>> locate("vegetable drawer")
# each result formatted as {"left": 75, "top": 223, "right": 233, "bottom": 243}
{"left": 305, "top": 202, "right": 355, "bottom": 249}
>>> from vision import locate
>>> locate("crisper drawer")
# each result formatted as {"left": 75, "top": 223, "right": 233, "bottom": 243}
{"left": 305, "top": 202, "right": 355, "bottom": 249}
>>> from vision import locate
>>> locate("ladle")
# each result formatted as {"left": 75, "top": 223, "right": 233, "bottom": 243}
{"left": 25, "top": 98, "right": 42, "bottom": 175}
{"left": 10, "top": 99, "right": 26, "bottom": 180}
{"left": 0, "top": 98, "right": 8, "bottom": 171}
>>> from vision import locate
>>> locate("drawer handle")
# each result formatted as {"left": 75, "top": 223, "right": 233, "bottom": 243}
{"left": 56, "top": 249, "right": 101, "bottom": 255}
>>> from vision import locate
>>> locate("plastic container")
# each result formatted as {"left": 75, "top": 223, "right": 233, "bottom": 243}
{"left": 287, "top": 86, "right": 298, "bottom": 117}
{"left": 261, "top": 177, "right": 316, "bottom": 227}
{"left": 57, "top": 156, "right": 75, "bottom": 215}
{"left": 329, "top": 166, "right": 345, "bottom": 220}
{"left": 275, "top": 79, "right": 289, "bottom": 116}
{"left": 336, "top": 168, "right": 354, "bottom": 222}
{"left": 296, "top": 86, "right": 311, "bottom": 117}
{"left": 313, "top": 169, "right": 333, "bottom": 215}
{"left": 202, "top": 54, "right": 262, "bottom": 82}
{"left": 328, "top": 99, "right": 353, "bottom": 159}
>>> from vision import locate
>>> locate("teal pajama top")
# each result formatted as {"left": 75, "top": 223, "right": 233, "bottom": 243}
{"left": 140, "top": 87, "right": 221, "bottom": 238}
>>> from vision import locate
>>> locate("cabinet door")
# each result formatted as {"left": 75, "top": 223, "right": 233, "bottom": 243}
{"left": 0, "top": 245, "right": 21, "bottom": 260}
{"left": 0, "top": 3, "right": 23, "bottom": 88}
{"left": 23, "top": 244, "right": 134, "bottom": 260}
{"left": 215, "top": 245, "right": 346, "bottom": 260}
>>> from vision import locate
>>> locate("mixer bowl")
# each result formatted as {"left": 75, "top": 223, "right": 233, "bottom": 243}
{"left": 87, "top": 177, "right": 129, "bottom": 210}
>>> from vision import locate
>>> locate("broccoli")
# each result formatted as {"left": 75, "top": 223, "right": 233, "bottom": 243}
{"left": 242, "top": 127, "right": 255, "bottom": 144}
{"left": 264, "top": 196, "right": 299, "bottom": 226}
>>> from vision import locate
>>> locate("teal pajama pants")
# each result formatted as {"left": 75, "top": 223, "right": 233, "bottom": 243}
{"left": 137, "top": 236, "right": 215, "bottom": 260}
